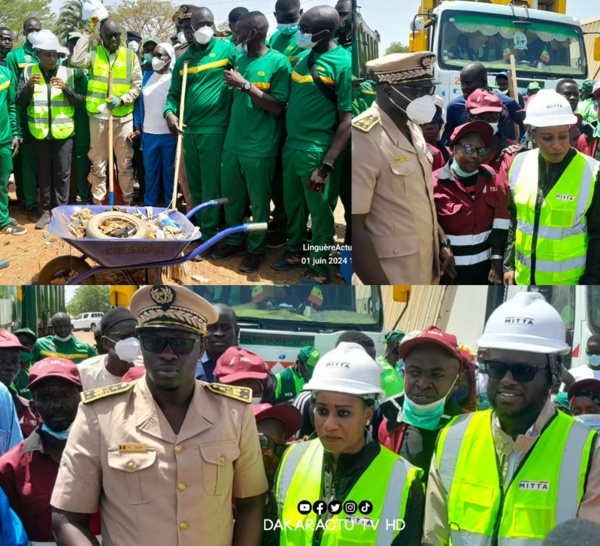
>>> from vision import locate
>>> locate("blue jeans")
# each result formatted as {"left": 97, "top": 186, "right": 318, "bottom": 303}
{"left": 142, "top": 132, "right": 176, "bottom": 206}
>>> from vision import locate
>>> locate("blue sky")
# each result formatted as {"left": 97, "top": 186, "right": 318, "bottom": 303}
{"left": 357, "top": 0, "right": 600, "bottom": 55}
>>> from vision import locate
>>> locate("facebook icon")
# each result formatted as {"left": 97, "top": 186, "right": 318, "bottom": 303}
{"left": 313, "top": 500, "right": 327, "bottom": 515}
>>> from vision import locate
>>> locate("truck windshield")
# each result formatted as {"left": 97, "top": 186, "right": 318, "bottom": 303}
{"left": 438, "top": 10, "right": 586, "bottom": 79}
{"left": 189, "top": 286, "right": 383, "bottom": 332}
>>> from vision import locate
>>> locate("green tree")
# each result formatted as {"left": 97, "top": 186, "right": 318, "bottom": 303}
{"left": 66, "top": 286, "right": 111, "bottom": 317}
{"left": 55, "top": 0, "right": 85, "bottom": 43}
{"left": 111, "top": 0, "right": 176, "bottom": 42}
{"left": 0, "top": 0, "right": 55, "bottom": 42}
{"left": 385, "top": 41, "right": 409, "bottom": 55}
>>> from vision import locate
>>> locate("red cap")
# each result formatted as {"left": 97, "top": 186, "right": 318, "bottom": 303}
{"left": 568, "top": 378, "right": 600, "bottom": 401}
{"left": 121, "top": 366, "right": 146, "bottom": 383}
{"left": 466, "top": 88, "right": 503, "bottom": 114}
{"left": 399, "top": 326, "right": 462, "bottom": 361}
{"left": 215, "top": 347, "right": 270, "bottom": 383}
{"left": 253, "top": 403, "right": 303, "bottom": 438}
{"left": 27, "top": 357, "right": 82, "bottom": 390}
{"left": 0, "top": 329, "right": 30, "bottom": 352}
{"left": 592, "top": 81, "right": 600, "bottom": 100}
{"left": 449, "top": 121, "right": 494, "bottom": 147}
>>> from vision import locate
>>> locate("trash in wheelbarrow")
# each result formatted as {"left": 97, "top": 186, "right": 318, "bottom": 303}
{"left": 61, "top": 207, "right": 193, "bottom": 240}
{"left": 48, "top": 205, "right": 203, "bottom": 269}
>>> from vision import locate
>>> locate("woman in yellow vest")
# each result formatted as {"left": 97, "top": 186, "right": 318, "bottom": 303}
{"left": 16, "top": 30, "right": 83, "bottom": 229}
{"left": 503, "top": 89, "right": 600, "bottom": 285}
{"left": 264, "top": 342, "right": 425, "bottom": 546}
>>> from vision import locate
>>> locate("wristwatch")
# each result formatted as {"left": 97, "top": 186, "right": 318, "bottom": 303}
{"left": 241, "top": 82, "right": 252, "bottom": 92}
{"left": 320, "top": 162, "right": 335, "bottom": 173}
{"left": 440, "top": 239, "right": 451, "bottom": 249}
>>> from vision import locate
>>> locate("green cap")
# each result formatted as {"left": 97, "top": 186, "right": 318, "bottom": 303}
{"left": 143, "top": 35, "right": 161, "bottom": 47}
{"left": 298, "top": 346, "right": 320, "bottom": 368}
{"left": 13, "top": 328, "right": 36, "bottom": 341}
{"left": 527, "top": 81, "right": 541, "bottom": 91}
{"left": 554, "top": 392, "right": 570, "bottom": 412}
{"left": 581, "top": 79, "right": 596, "bottom": 94}
{"left": 384, "top": 330, "right": 405, "bottom": 344}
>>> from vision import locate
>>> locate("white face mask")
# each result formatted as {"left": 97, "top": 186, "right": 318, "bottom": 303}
{"left": 54, "top": 333, "right": 72, "bottom": 343}
{"left": 113, "top": 337, "right": 141, "bottom": 363}
{"left": 152, "top": 57, "right": 166, "bottom": 71}
{"left": 194, "top": 26, "right": 214, "bottom": 45}
{"left": 27, "top": 31, "right": 39, "bottom": 44}
{"left": 127, "top": 40, "right": 139, "bottom": 52}
{"left": 498, "top": 88, "right": 509, "bottom": 95}
{"left": 177, "top": 31, "right": 186, "bottom": 44}
{"left": 390, "top": 86, "right": 437, "bottom": 125}
{"left": 488, "top": 122, "right": 499, "bottom": 134}
{"left": 236, "top": 43, "right": 248, "bottom": 54}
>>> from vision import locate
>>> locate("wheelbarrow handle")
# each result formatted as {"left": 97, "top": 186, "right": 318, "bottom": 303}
{"left": 244, "top": 222, "right": 268, "bottom": 232}
{"left": 186, "top": 223, "right": 262, "bottom": 261}
{"left": 185, "top": 198, "right": 229, "bottom": 220}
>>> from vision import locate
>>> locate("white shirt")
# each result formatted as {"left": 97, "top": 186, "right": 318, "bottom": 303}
{"left": 141, "top": 70, "right": 171, "bottom": 135}
{"left": 78, "top": 354, "right": 144, "bottom": 391}
{"left": 559, "top": 364, "right": 600, "bottom": 391}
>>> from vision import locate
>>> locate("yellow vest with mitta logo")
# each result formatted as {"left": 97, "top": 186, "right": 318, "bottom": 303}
{"left": 436, "top": 409, "right": 596, "bottom": 546}
{"left": 25, "top": 64, "right": 75, "bottom": 140}
{"left": 86, "top": 45, "right": 135, "bottom": 117}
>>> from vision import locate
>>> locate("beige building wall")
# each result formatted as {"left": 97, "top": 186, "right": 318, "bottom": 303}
{"left": 583, "top": 15, "right": 600, "bottom": 82}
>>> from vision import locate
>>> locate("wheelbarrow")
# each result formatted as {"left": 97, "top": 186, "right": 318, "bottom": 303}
{"left": 36, "top": 198, "right": 267, "bottom": 285}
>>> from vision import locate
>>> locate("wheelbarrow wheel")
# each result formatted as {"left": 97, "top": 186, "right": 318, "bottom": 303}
{"left": 38, "top": 256, "right": 95, "bottom": 285}
{"left": 86, "top": 211, "right": 149, "bottom": 239}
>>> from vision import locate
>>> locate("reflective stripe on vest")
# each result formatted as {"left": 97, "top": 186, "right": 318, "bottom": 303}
{"left": 26, "top": 64, "right": 75, "bottom": 140}
{"left": 86, "top": 46, "right": 134, "bottom": 117}
{"left": 274, "top": 439, "right": 421, "bottom": 545}
{"left": 508, "top": 149, "right": 599, "bottom": 284}
{"left": 436, "top": 410, "right": 596, "bottom": 546}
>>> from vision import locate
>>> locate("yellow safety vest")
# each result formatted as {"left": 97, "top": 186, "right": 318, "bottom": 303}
{"left": 86, "top": 45, "right": 134, "bottom": 117}
{"left": 274, "top": 439, "right": 422, "bottom": 545}
{"left": 436, "top": 410, "right": 596, "bottom": 546}
{"left": 509, "top": 149, "right": 599, "bottom": 284}
{"left": 25, "top": 64, "right": 75, "bottom": 140}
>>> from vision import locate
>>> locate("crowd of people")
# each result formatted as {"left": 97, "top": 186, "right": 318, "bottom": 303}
{"left": 352, "top": 51, "right": 600, "bottom": 286}
{"left": 0, "top": 286, "right": 598, "bottom": 544}
{"left": 0, "top": 0, "right": 353, "bottom": 283}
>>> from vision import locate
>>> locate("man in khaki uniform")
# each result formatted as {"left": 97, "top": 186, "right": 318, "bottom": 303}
{"left": 51, "top": 285, "right": 268, "bottom": 546}
{"left": 352, "top": 52, "right": 455, "bottom": 284}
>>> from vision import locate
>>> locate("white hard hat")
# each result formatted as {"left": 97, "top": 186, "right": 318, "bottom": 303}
{"left": 30, "top": 30, "right": 69, "bottom": 57}
{"left": 302, "top": 342, "right": 385, "bottom": 398}
{"left": 82, "top": 0, "right": 109, "bottom": 23}
{"left": 477, "top": 292, "right": 570, "bottom": 355}
{"left": 523, "top": 89, "right": 577, "bottom": 127}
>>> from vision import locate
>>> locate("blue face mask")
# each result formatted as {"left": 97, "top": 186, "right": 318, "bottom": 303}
{"left": 401, "top": 374, "right": 459, "bottom": 431}
{"left": 450, "top": 159, "right": 478, "bottom": 178}
{"left": 589, "top": 354, "right": 600, "bottom": 368}
{"left": 277, "top": 23, "right": 299, "bottom": 36}
{"left": 296, "top": 31, "right": 320, "bottom": 50}
{"left": 41, "top": 423, "right": 71, "bottom": 440}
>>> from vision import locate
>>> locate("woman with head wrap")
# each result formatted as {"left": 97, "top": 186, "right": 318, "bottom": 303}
{"left": 132, "top": 42, "right": 177, "bottom": 205}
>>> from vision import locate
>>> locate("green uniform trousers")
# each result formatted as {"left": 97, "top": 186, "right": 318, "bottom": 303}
{"left": 14, "top": 141, "right": 37, "bottom": 210}
{"left": 183, "top": 133, "right": 224, "bottom": 241}
{"left": 283, "top": 146, "right": 335, "bottom": 276}
{"left": 73, "top": 144, "right": 91, "bottom": 204}
{"left": 221, "top": 150, "right": 275, "bottom": 254}
{"left": 0, "top": 146, "right": 12, "bottom": 228}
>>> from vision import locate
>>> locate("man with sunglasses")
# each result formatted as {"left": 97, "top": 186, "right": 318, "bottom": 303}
{"left": 423, "top": 292, "right": 600, "bottom": 545}
{"left": 51, "top": 285, "right": 268, "bottom": 546}
{"left": 353, "top": 51, "right": 453, "bottom": 285}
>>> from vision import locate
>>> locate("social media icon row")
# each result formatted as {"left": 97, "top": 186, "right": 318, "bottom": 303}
{"left": 297, "top": 500, "right": 373, "bottom": 515}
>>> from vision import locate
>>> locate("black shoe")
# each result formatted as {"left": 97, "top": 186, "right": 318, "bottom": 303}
{"left": 298, "top": 268, "right": 331, "bottom": 285}
{"left": 212, "top": 244, "right": 246, "bottom": 261}
{"left": 26, "top": 209, "right": 40, "bottom": 223}
{"left": 238, "top": 252, "right": 264, "bottom": 273}
{"left": 266, "top": 231, "right": 287, "bottom": 249}
{"left": 271, "top": 251, "right": 306, "bottom": 271}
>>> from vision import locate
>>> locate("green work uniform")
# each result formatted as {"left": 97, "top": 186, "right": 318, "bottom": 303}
{"left": 0, "top": 65, "right": 20, "bottom": 229}
{"left": 222, "top": 49, "right": 291, "bottom": 254}
{"left": 284, "top": 47, "right": 352, "bottom": 276}
{"left": 5, "top": 43, "right": 38, "bottom": 211}
{"left": 33, "top": 334, "right": 98, "bottom": 364}
{"left": 10, "top": 366, "right": 31, "bottom": 401}
{"left": 268, "top": 30, "right": 303, "bottom": 67}
{"left": 69, "top": 66, "right": 91, "bottom": 203}
{"left": 165, "top": 38, "right": 236, "bottom": 240}
{"left": 275, "top": 366, "right": 305, "bottom": 403}
{"left": 377, "top": 356, "right": 405, "bottom": 399}
{"left": 360, "top": 79, "right": 377, "bottom": 108}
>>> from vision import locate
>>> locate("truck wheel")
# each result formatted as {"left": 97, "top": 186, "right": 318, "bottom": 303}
{"left": 38, "top": 256, "right": 95, "bottom": 285}
{"left": 86, "top": 212, "right": 149, "bottom": 239}
{"left": 90, "top": 323, "right": 97, "bottom": 333}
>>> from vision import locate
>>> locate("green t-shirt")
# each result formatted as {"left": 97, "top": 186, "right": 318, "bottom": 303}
{"left": 269, "top": 30, "right": 303, "bottom": 67}
{"left": 377, "top": 356, "right": 405, "bottom": 399}
{"left": 285, "top": 46, "right": 352, "bottom": 152}
{"left": 5, "top": 43, "right": 39, "bottom": 87}
{"left": 33, "top": 334, "right": 98, "bottom": 364}
{"left": 165, "top": 38, "right": 237, "bottom": 135}
{"left": 10, "top": 366, "right": 31, "bottom": 400}
{"left": 275, "top": 366, "right": 305, "bottom": 403}
{"left": 360, "top": 79, "right": 377, "bottom": 108}
{"left": 223, "top": 49, "right": 291, "bottom": 158}
{"left": 0, "top": 65, "right": 20, "bottom": 145}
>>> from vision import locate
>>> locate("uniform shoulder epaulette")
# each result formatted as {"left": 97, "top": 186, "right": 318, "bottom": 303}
{"left": 352, "top": 110, "right": 381, "bottom": 133}
{"left": 81, "top": 382, "right": 135, "bottom": 404}
{"left": 204, "top": 382, "right": 252, "bottom": 403}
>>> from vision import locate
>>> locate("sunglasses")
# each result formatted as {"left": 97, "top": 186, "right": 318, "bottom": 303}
{"left": 139, "top": 334, "right": 199, "bottom": 355}
{"left": 456, "top": 143, "right": 489, "bottom": 157}
{"left": 481, "top": 360, "right": 548, "bottom": 383}
{"left": 397, "top": 84, "right": 436, "bottom": 98}
{"left": 259, "top": 434, "right": 287, "bottom": 458}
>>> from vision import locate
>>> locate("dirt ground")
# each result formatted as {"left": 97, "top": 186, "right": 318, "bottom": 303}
{"left": 0, "top": 181, "right": 348, "bottom": 286}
